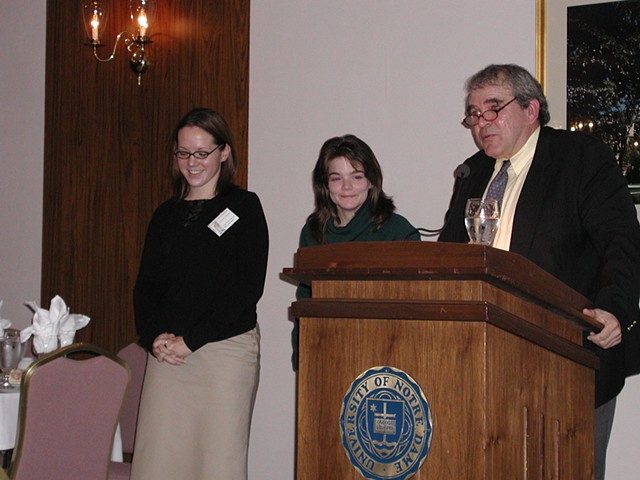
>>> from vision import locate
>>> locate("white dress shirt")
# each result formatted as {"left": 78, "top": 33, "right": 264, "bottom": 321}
{"left": 483, "top": 126, "right": 541, "bottom": 251}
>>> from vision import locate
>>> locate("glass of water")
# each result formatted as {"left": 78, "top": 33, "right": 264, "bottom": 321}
{"left": 0, "top": 335, "right": 24, "bottom": 389}
{"left": 464, "top": 198, "right": 500, "bottom": 246}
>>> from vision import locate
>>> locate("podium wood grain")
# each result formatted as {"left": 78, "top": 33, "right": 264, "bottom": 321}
{"left": 285, "top": 242, "right": 596, "bottom": 479}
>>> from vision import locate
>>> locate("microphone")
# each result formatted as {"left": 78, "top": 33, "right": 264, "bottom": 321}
{"left": 408, "top": 163, "right": 471, "bottom": 238}
{"left": 453, "top": 164, "right": 471, "bottom": 180}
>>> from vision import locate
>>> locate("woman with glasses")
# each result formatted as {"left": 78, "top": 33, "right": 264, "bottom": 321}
{"left": 291, "top": 134, "right": 420, "bottom": 369}
{"left": 131, "top": 108, "right": 268, "bottom": 480}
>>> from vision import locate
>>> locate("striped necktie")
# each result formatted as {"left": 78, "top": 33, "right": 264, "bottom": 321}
{"left": 485, "top": 160, "right": 510, "bottom": 207}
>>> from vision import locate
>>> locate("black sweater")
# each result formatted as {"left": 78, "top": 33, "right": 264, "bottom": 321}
{"left": 134, "top": 186, "right": 269, "bottom": 353}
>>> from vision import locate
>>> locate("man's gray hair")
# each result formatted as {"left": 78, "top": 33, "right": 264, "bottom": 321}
{"left": 465, "top": 64, "right": 551, "bottom": 126}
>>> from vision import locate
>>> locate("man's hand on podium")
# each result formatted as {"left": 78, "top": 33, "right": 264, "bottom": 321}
{"left": 586, "top": 308, "right": 622, "bottom": 349}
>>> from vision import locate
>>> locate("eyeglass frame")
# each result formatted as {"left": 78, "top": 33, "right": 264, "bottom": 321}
{"left": 461, "top": 97, "right": 518, "bottom": 129}
{"left": 174, "top": 143, "right": 224, "bottom": 160}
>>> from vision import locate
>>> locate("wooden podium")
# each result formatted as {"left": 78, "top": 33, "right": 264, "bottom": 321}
{"left": 282, "top": 241, "right": 600, "bottom": 480}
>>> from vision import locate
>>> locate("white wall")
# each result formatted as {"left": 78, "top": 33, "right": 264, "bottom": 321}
{"left": 0, "top": 1, "right": 45, "bottom": 327}
{"left": 1, "top": 1, "right": 638, "bottom": 479}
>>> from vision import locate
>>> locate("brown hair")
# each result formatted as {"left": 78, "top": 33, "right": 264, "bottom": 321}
{"left": 171, "top": 108, "right": 237, "bottom": 199}
{"left": 306, "top": 134, "right": 396, "bottom": 243}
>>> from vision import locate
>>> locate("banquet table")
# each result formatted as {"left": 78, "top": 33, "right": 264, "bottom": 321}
{"left": 0, "top": 360, "right": 123, "bottom": 462}
{"left": 0, "top": 389, "right": 19, "bottom": 452}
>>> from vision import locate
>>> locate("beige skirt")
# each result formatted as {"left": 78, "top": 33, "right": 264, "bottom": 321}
{"left": 130, "top": 327, "right": 260, "bottom": 480}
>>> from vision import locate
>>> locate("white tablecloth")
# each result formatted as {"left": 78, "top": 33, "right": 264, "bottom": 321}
{"left": 0, "top": 389, "right": 19, "bottom": 451}
{"left": 0, "top": 382, "right": 123, "bottom": 461}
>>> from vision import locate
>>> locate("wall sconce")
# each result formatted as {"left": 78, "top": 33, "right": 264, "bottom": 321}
{"left": 82, "top": 0, "right": 156, "bottom": 85}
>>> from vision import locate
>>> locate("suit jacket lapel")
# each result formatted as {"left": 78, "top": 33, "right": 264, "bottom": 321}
{"left": 510, "top": 127, "right": 555, "bottom": 256}
{"left": 467, "top": 157, "right": 494, "bottom": 199}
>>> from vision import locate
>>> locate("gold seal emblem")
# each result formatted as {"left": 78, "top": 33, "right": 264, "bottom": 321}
{"left": 339, "top": 366, "right": 433, "bottom": 479}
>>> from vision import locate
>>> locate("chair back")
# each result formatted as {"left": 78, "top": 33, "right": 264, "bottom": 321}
{"left": 116, "top": 342, "right": 147, "bottom": 457}
{"left": 10, "top": 343, "right": 130, "bottom": 480}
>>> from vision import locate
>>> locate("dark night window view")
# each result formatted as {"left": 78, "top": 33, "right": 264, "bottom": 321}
{"left": 567, "top": 1, "right": 640, "bottom": 202}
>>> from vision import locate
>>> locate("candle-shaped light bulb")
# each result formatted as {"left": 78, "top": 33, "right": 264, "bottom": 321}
{"left": 91, "top": 13, "right": 100, "bottom": 41}
{"left": 130, "top": 0, "right": 155, "bottom": 39}
{"left": 137, "top": 11, "right": 148, "bottom": 37}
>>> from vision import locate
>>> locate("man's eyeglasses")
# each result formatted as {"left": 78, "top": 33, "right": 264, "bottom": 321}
{"left": 174, "top": 144, "right": 224, "bottom": 160}
{"left": 461, "top": 97, "right": 518, "bottom": 128}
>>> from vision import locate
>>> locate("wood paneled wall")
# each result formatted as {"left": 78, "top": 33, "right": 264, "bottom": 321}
{"left": 42, "top": 0, "right": 250, "bottom": 353}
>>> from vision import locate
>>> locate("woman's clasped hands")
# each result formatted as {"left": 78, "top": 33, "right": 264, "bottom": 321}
{"left": 152, "top": 333, "right": 192, "bottom": 365}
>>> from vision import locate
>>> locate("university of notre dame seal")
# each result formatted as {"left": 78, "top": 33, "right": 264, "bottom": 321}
{"left": 339, "top": 366, "right": 433, "bottom": 480}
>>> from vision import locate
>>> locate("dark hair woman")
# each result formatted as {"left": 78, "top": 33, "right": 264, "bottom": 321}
{"left": 292, "top": 134, "right": 419, "bottom": 369}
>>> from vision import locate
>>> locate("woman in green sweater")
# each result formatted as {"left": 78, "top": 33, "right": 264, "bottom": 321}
{"left": 292, "top": 134, "right": 420, "bottom": 367}
{"left": 299, "top": 134, "right": 419, "bottom": 248}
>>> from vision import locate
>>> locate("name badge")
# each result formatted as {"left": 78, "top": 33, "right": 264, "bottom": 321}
{"left": 208, "top": 208, "right": 239, "bottom": 236}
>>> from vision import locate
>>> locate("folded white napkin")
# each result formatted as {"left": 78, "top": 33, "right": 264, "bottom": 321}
{"left": 0, "top": 300, "right": 12, "bottom": 337}
{"left": 59, "top": 309, "right": 90, "bottom": 347}
{"left": 21, "top": 295, "right": 90, "bottom": 354}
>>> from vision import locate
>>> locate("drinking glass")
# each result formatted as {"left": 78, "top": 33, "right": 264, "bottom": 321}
{"left": 0, "top": 336, "right": 24, "bottom": 390}
{"left": 464, "top": 198, "right": 500, "bottom": 246}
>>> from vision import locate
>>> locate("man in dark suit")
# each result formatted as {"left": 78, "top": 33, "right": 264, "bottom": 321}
{"left": 439, "top": 64, "right": 640, "bottom": 480}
